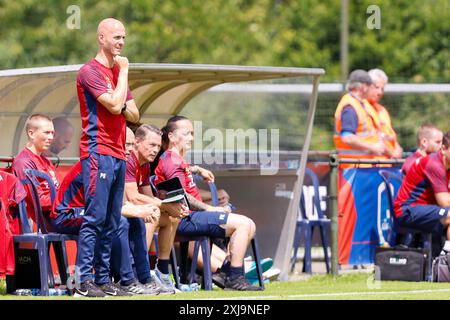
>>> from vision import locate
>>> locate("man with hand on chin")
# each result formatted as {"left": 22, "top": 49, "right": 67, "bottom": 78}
{"left": 74, "top": 18, "right": 139, "bottom": 297}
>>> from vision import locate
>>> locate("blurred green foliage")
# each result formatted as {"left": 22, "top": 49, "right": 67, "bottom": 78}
{"left": 1, "top": 0, "right": 449, "bottom": 151}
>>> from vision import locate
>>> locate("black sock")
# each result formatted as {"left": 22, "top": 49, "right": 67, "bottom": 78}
{"left": 229, "top": 266, "right": 244, "bottom": 281}
{"left": 157, "top": 259, "right": 170, "bottom": 274}
{"left": 220, "top": 260, "right": 231, "bottom": 274}
{"left": 148, "top": 254, "right": 157, "bottom": 269}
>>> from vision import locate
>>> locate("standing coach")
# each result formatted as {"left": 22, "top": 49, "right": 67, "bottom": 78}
{"left": 74, "top": 18, "right": 139, "bottom": 297}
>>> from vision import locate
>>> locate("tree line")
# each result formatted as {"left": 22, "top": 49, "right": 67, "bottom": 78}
{"left": 1, "top": 0, "right": 449, "bottom": 150}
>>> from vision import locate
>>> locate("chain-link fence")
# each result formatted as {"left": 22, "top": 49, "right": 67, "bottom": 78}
{"left": 181, "top": 81, "right": 450, "bottom": 154}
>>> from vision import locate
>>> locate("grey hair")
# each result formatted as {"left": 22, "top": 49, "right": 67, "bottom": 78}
{"left": 368, "top": 68, "right": 389, "bottom": 84}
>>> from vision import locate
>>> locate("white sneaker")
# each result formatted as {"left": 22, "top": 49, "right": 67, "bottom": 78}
{"left": 144, "top": 277, "right": 174, "bottom": 295}
{"left": 121, "top": 280, "right": 159, "bottom": 296}
{"left": 153, "top": 268, "right": 181, "bottom": 293}
{"left": 262, "top": 267, "right": 281, "bottom": 281}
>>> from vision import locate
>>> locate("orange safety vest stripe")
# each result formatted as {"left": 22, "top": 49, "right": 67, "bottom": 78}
{"left": 370, "top": 101, "right": 398, "bottom": 152}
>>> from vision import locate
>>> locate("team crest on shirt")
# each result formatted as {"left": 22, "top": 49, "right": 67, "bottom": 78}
{"left": 104, "top": 76, "right": 112, "bottom": 90}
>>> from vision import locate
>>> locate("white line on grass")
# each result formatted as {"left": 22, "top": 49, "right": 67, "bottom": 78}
{"left": 202, "top": 288, "right": 450, "bottom": 300}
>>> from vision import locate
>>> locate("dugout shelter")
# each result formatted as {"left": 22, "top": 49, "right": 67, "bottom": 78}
{"left": 0, "top": 63, "right": 324, "bottom": 279}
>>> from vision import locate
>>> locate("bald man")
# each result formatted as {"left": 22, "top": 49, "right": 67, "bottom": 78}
{"left": 75, "top": 18, "right": 140, "bottom": 297}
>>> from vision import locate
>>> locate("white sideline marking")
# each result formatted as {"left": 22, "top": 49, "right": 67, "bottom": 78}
{"left": 202, "top": 288, "right": 450, "bottom": 300}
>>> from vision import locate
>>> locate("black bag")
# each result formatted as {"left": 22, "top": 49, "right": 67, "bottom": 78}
{"left": 432, "top": 254, "right": 450, "bottom": 282}
{"left": 375, "top": 246, "right": 429, "bottom": 281}
{"left": 13, "top": 248, "right": 41, "bottom": 289}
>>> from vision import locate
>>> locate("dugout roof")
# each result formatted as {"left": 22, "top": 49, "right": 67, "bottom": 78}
{"left": 0, "top": 63, "right": 324, "bottom": 155}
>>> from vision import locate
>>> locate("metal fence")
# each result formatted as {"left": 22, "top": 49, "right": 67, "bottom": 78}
{"left": 181, "top": 82, "right": 450, "bottom": 153}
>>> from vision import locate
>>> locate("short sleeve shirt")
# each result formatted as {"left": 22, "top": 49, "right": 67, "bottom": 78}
{"left": 125, "top": 151, "right": 151, "bottom": 188}
{"left": 394, "top": 152, "right": 450, "bottom": 217}
{"left": 154, "top": 150, "right": 202, "bottom": 201}
{"left": 340, "top": 106, "right": 359, "bottom": 134}
{"left": 401, "top": 150, "right": 423, "bottom": 176}
{"left": 77, "top": 58, "right": 133, "bottom": 160}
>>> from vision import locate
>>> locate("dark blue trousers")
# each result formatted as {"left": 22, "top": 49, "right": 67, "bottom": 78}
{"left": 110, "top": 216, "right": 151, "bottom": 284}
{"left": 76, "top": 153, "right": 125, "bottom": 284}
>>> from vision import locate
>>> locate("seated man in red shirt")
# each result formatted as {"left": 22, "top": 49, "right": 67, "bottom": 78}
{"left": 12, "top": 114, "right": 60, "bottom": 223}
{"left": 401, "top": 124, "right": 443, "bottom": 175}
{"left": 394, "top": 131, "right": 450, "bottom": 254}
{"left": 155, "top": 115, "right": 262, "bottom": 291}
{"left": 123, "top": 124, "right": 187, "bottom": 293}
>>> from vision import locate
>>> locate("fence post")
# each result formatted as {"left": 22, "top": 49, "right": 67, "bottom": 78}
{"left": 329, "top": 152, "right": 339, "bottom": 277}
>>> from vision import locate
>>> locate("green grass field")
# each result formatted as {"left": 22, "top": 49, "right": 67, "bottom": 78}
{"left": 3, "top": 273, "right": 450, "bottom": 300}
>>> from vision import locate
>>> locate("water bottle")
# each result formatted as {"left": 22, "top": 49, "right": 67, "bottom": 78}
{"left": 48, "top": 288, "right": 69, "bottom": 296}
{"left": 189, "top": 283, "right": 200, "bottom": 291}
{"left": 179, "top": 284, "right": 192, "bottom": 292}
{"left": 49, "top": 289, "right": 58, "bottom": 296}
{"left": 179, "top": 283, "right": 200, "bottom": 292}
{"left": 31, "top": 288, "right": 41, "bottom": 296}
{"left": 14, "top": 289, "right": 32, "bottom": 296}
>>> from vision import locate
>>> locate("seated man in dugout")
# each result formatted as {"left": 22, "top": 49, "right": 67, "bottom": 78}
{"left": 123, "top": 124, "right": 188, "bottom": 293}
{"left": 155, "top": 115, "right": 262, "bottom": 291}
{"left": 12, "top": 114, "right": 60, "bottom": 223}
{"left": 394, "top": 131, "right": 450, "bottom": 255}
{"left": 401, "top": 124, "right": 443, "bottom": 175}
{"left": 51, "top": 127, "right": 175, "bottom": 296}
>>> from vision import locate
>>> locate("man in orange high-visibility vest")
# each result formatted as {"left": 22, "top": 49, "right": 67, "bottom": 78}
{"left": 334, "top": 70, "right": 391, "bottom": 264}
{"left": 334, "top": 69, "right": 388, "bottom": 168}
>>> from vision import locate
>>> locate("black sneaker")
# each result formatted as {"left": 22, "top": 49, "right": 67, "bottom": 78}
{"left": 212, "top": 271, "right": 227, "bottom": 289}
{"left": 100, "top": 282, "right": 133, "bottom": 297}
{"left": 73, "top": 279, "right": 107, "bottom": 298}
{"left": 224, "top": 275, "right": 263, "bottom": 291}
